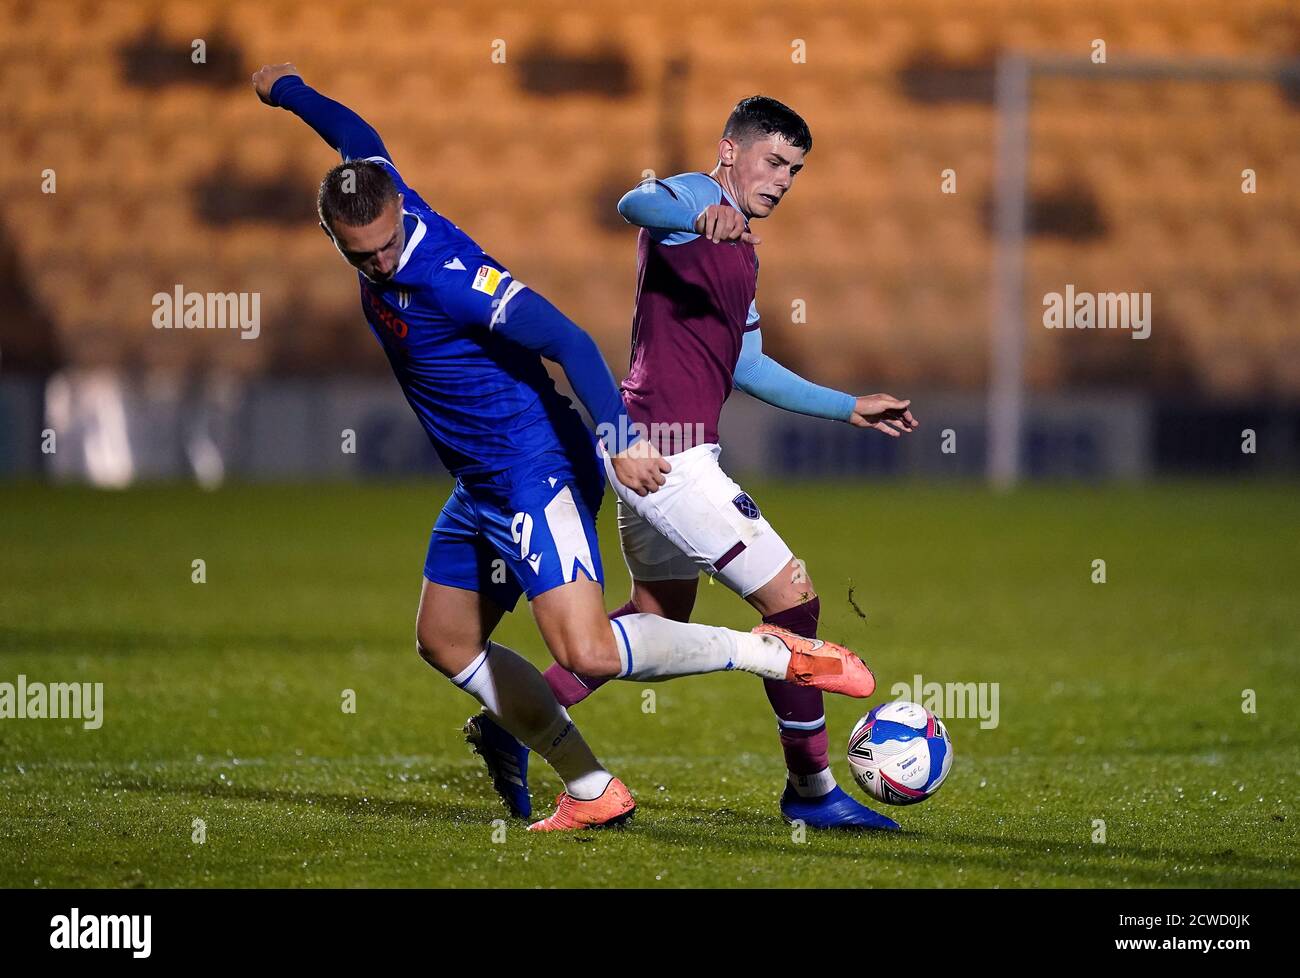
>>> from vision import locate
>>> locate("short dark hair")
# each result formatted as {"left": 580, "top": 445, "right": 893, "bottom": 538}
{"left": 317, "top": 160, "right": 399, "bottom": 230}
{"left": 723, "top": 96, "right": 812, "bottom": 152}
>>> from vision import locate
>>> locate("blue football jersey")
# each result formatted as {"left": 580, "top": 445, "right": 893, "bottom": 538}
{"left": 351, "top": 156, "right": 594, "bottom": 478}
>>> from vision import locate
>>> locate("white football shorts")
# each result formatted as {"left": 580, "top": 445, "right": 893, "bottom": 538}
{"left": 601, "top": 442, "right": 793, "bottom": 598}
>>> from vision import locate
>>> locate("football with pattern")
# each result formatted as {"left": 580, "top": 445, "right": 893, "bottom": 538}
{"left": 847, "top": 701, "right": 953, "bottom": 806}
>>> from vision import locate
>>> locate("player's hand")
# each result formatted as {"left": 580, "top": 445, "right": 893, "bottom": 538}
{"left": 252, "top": 63, "right": 300, "bottom": 105}
{"left": 694, "top": 204, "right": 761, "bottom": 246}
{"left": 849, "top": 394, "right": 918, "bottom": 437}
{"left": 611, "top": 438, "right": 672, "bottom": 496}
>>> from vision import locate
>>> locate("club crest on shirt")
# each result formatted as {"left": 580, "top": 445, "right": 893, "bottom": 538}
{"left": 396, "top": 289, "right": 411, "bottom": 309}
{"left": 732, "top": 492, "right": 760, "bottom": 520}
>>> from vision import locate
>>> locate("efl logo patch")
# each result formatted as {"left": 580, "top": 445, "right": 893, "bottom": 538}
{"left": 472, "top": 265, "right": 503, "bottom": 296}
{"left": 732, "top": 492, "right": 760, "bottom": 520}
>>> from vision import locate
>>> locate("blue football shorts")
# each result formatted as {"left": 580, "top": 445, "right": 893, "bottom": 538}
{"left": 423, "top": 449, "right": 606, "bottom": 611}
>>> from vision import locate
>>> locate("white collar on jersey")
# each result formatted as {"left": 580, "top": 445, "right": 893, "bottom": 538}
{"left": 396, "top": 211, "right": 426, "bottom": 274}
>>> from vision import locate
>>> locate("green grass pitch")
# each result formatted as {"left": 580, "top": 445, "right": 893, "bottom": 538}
{"left": 0, "top": 480, "right": 1296, "bottom": 888}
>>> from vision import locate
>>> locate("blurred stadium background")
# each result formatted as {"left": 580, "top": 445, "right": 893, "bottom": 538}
{"left": 2, "top": 1, "right": 1298, "bottom": 891}
{"left": 1, "top": 0, "right": 1298, "bottom": 485}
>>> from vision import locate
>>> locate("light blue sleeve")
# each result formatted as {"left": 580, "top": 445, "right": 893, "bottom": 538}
{"left": 617, "top": 172, "right": 721, "bottom": 245}
{"left": 732, "top": 328, "right": 856, "bottom": 421}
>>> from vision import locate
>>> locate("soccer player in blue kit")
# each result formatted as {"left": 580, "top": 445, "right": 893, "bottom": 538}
{"left": 253, "top": 65, "right": 877, "bottom": 830}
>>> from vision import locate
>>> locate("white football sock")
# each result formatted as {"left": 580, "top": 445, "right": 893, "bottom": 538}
{"left": 452, "top": 642, "right": 613, "bottom": 801}
{"left": 609, "top": 613, "right": 792, "bottom": 681}
{"left": 789, "top": 767, "right": 837, "bottom": 798}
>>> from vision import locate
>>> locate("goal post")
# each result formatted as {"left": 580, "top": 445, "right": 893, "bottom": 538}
{"left": 986, "top": 53, "right": 1299, "bottom": 489}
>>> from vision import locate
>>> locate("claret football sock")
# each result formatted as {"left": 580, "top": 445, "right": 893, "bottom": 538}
{"left": 450, "top": 642, "right": 612, "bottom": 801}
{"left": 762, "top": 599, "right": 837, "bottom": 797}
{"left": 541, "top": 665, "right": 601, "bottom": 709}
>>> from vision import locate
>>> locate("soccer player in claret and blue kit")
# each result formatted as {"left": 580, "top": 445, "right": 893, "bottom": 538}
{"left": 253, "top": 66, "right": 879, "bottom": 830}
{"left": 533, "top": 96, "right": 920, "bottom": 831}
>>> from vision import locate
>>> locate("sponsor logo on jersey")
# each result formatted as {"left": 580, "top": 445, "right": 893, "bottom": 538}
{"left": 472, "top": 265, "right": 503, "bottom": 296}
{"left": 731, "top": 492, "right": 760, "bottom": 519}
{"left": 361, "top": 286, "right": 409, "bottom": 340}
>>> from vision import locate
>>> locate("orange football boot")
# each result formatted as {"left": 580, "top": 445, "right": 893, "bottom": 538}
{"left": 753, "top": 623, "right": 876, "bottom": 698}
{"left": 527, "top": 777, "right": 636, "bottom": 832}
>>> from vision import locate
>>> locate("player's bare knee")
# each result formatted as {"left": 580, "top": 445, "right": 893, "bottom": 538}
{"left": 770, "top": 556, "right": 817, "bottom": 607}
{"left": 553, "top": 629, "right": 621, "bottom": 678}
{"left": 415, "top": 633, "right": 438, "bottom": 668}
{"left": 750, "top": 556, "right": 818, "bottom": 617}
{"left": 788, "top": 556, "right": 816, "bottom": 596}
{"left": 415, "top": 625, "right": 451, "bottom": 670}
{"left": 571, "top": 648, "right": 622, "bottom": 678}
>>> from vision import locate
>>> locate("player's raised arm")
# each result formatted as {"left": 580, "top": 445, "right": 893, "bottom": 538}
{"left": 252, "top": 64, "right": 391, "bottom": 163}
{"left": 732, "top": 327, "right": 918, "bottom": 436}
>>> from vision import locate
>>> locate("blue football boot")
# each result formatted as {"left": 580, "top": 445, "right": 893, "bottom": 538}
{"left": 780, "top": 783, "right": 901, "bottom": 831}
{"left": 464, "top": 712, "right": 532, "bottom": 819}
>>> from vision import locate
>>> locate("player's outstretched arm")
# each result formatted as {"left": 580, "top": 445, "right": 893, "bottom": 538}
{"left": 252, "top": 63, "right": 391, "bottom": 162}
{"left": 733, "top": 328, "right": 918, "bottom": 435}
